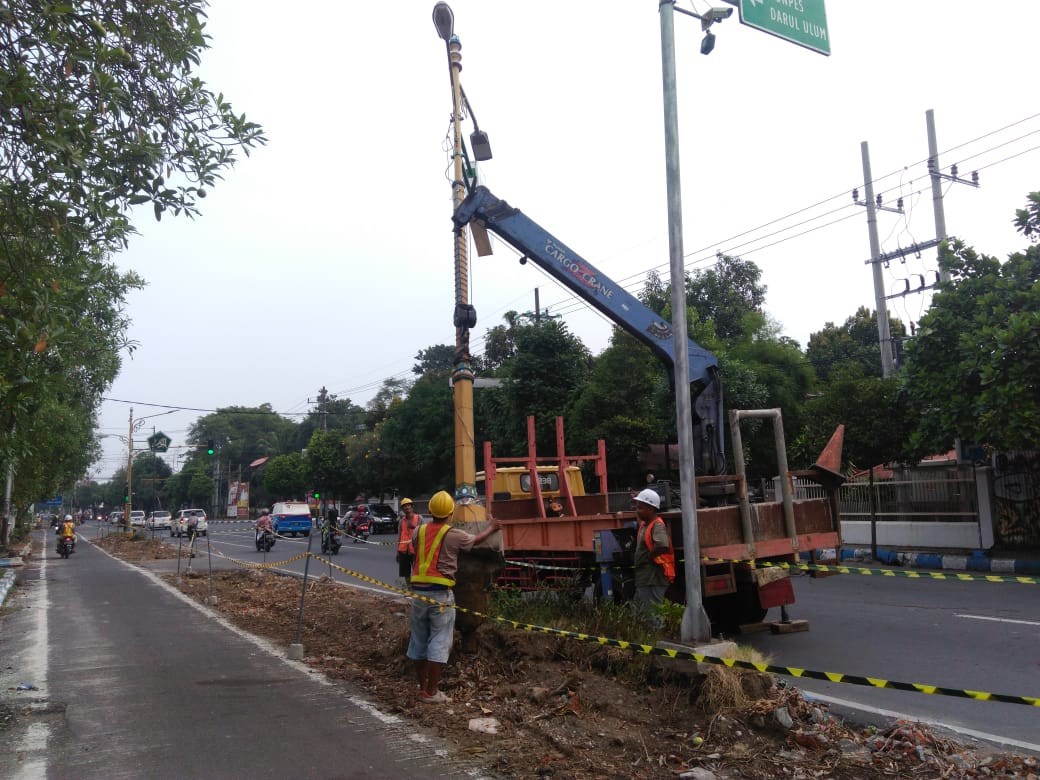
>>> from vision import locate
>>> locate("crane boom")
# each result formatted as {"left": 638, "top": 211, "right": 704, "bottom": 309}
{"left": 453, "top": 185, "right": 726, "bottom": 475}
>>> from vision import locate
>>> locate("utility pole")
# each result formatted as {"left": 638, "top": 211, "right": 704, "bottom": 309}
{"left": 859, "top": 111, "right": 979, "bottom": 372}
{"left": 926, "top": 109, "right": 979, "bottom": 283}
{"left": 859, "top": 142, "right": 897, "bottom": 378}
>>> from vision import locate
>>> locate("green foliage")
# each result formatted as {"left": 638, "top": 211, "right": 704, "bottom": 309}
{"left": 0, "top": 0, "right": 262, "bottom": 543}
{"left": 902, "top": 211, "right": 1040, "bottom": 456}
{"left": 807, "top": 306, "right": 905, "bottom": 383}
{"left": 481, "top": 317, "right": 592, "bottom": 455}
{"left": 376, "top": 372, "right": 453, "bottom": 494}
{"left": 263, "top": 453, "right": 307, "bottom": 501}
{"left": 686, "top": 255, "right": 767, "bottom": 342}
{"left": 569, "top": 329, "right": 664, "bottom": 485}
{"left": 792, "top": 365, "right": 907, "bottom": 471}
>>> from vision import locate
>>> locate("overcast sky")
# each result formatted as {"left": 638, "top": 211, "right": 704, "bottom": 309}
{"left": 92, "top": 0, "right": 1040, "bottom": 478}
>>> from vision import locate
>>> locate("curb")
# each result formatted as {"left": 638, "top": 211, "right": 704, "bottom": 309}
{"left": 835, "top": 546, "right": 1040, "bottom": 576}
{"left": 0, "top": 568, "right": 16, "bottom": 605}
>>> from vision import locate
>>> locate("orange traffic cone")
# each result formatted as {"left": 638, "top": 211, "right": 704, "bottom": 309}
{"left": 810, "top": 425, "right": 845, "bottom": 487}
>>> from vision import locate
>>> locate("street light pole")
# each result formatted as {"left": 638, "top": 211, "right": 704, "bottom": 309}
{"left": 434, "top": 2, "right": 484, "bottom": 524}
{"left": 658, "top": 0, "right": 710, "bottom": 642}
{"left": 125, "top": 408, "right": 134, "bottom": 524}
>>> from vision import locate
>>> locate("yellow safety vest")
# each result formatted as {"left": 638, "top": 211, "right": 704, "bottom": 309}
{"left": 411, "top": 523, "right": 455, "bottom": 587}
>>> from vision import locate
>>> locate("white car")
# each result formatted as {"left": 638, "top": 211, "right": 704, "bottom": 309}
{"left": 171, "top": 509, "right": 208, "bottom": 538}
{"left": 147, "top": 510, "right": 172, "bottom": 530}
{"left": 129, "top": 510, "right": 147, "bottom": 528}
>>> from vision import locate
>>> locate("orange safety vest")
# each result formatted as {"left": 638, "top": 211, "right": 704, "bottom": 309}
{"left": 61, "top": 522, "right": 76, "bottom": 537}
{"left": 640, "top": 516, "right": 676, "bottom": 583}
{"left": 397, "top": 512, "right": 419, "bottom": 553}
{"left": 411, "top": 523, "right": 455, "bottom": 587}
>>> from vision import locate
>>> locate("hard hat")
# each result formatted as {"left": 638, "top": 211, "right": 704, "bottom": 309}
{"left": 634, "top": 489, "right": 661, "bottom": 509}
{"left": 64, "top": 514, "right": 72, "bottom": 521}
{"left": 428, "top": 490, "right": 455, "bottom": 519}
{"left": 400, "top": 497, "right": 413, "bottom": 507}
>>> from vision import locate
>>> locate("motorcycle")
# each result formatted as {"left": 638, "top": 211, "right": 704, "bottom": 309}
{"left": 255, "top": 527, "right": 276, "bottom": 553}
{"left": 57, "top": 534, "right": 75, "bottom": 559}
{"left": 320, "top": 523, "right": 341, "bottom": 555}
{"left": 350, "top": 517, "right": 371, "bottom": 544}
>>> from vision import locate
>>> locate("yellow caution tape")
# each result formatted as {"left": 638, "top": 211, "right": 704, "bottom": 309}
{"left": 301, "top": 552, "right": 1040, "bottom": 708}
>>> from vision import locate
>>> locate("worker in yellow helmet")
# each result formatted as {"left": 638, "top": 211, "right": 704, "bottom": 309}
{"left": 406, "top": 490, "right": 499, "bottom": 704}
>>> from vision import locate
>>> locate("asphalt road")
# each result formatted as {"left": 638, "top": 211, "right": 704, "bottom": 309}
{"left": 0, "top": 527, "right": 490, "bottom": 780}
{"left": 741, "top": 567, "right": 1040, "bottom": 753}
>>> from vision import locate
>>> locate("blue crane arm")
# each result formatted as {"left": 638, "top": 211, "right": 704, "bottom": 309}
{"left": 453, "top": 185, "right": 726, "bottom": 475}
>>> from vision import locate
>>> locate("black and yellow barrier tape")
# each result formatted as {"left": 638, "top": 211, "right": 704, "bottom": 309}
{"left": 211, "top": 548, "right": 311, "bottom": 570}
{"left": 701, "top": 556, "right": 1040, "bottom": 585}
{"left": 303, "top": 552, "right": 1040, "bottom": 708}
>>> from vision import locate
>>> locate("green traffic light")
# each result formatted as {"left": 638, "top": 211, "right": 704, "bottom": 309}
{"left": 206, "top": 439, "right": 215, "bottom": 455}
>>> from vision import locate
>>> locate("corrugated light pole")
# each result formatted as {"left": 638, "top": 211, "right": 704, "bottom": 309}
{"left": 434, "top": 2, "right": 484, "bottom": 524}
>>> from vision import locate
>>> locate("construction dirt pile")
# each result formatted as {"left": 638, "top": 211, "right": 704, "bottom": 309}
{"left": 159, "top": 565, "right": 1038, "bottom": 780}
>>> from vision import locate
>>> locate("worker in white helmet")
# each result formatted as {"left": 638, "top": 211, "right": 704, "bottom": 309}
{"left": 631, "top": 488, "right": 675, "bottom": 610}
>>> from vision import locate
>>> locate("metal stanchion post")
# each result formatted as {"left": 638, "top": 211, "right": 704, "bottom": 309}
{"left": 288, "top": 531, "right": 314, "bottom": 660}
{"left": 176, "top": 535, "right": 183, "bottom": 583}
{"left": 206, "top": 534, "right": 218, "bottom": 605}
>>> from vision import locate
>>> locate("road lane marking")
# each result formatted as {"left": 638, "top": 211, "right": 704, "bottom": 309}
{"left": 955, "top": 613, "right": 1040, "bottom": 627}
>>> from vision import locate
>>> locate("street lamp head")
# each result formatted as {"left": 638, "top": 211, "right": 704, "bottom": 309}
{"left": 433, "top": 2, "right": 454, "bottom": 41}
{"left": 470, "top": 129, "right": 492, "bottom": 161}
{"left": 700, "top": 30, "right": 716, "bottom": 55}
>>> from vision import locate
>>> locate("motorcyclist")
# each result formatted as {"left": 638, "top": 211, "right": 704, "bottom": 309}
{"left": 321, "top": 508, "right": 340, "bottom": 551}
{"left": 60, "top": 514, "right": 77, "bottom": 551}
{"left": 255, "top": 508, "right": 274, "bottom": 543}
{"left": 349, "top": 504, "right": 369, "bottom": 536}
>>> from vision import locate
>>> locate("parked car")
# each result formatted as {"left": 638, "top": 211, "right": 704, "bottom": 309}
{"left": 129, "top": 510, "right": 147, "bottom": 528}
{"left": 109, "top": 510, "right": 124, "bottom": 525}
{"left": 147, "top": 510, "right": 172, "bottom": 530}
{"left": 271, "top": 501, "right": 312, "bottom": 537}
{"left": 172, "top": 508, "right": 208, "bottom": 537}
{"left": 346, "top": 503, "right": 399, "bottom": 535}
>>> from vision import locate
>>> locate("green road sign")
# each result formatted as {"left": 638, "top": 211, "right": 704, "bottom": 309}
{"left": 147, "top": 431, "right": 171, "bottom": 453}
{"left": 739, "top": 0, "right": 830, "bottom": 56}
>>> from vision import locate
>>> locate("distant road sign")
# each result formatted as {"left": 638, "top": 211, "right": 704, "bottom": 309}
{"left": 148, "top": 431, "right": 171, "bottom": 453}
{"left": 39, "top": 496, "right": 63, "bottom": 507}
{"left": 739, "top": 0, "right": 830, "bottom": 56}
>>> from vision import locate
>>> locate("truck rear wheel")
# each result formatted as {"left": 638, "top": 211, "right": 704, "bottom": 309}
{"left": 704, "top": 581, "right": 767, "bottom": 633}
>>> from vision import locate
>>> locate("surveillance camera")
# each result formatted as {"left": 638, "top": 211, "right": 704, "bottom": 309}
{"left": 708, "top": 7, "right": 733, "bottom": 21}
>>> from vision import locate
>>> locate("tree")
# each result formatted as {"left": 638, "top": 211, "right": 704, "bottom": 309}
{"left": 413, "top": 344, "right": 456, "bottom": 375}
{"left": 263, "top": 454, "right": 307, "bottom": 501}
{"left": 902, "top": 199, "right": 1040, "bottom": 456}
{"left": 0, "top": 1, "right": 263, "bottom": 542}
{"left": 481, "top": 317, "right": 592, "bottom": 455}
{"left": 792, "top": 364, "right": 907, "bottom": 472}
{"left": 569, "top": 329, "right": 663, "bottom": 485}
{"left": 807, "top": 306, "right": 906, "bottom": 383}
{"left": 686, "top": 255, "right": 767, "bottom": 342}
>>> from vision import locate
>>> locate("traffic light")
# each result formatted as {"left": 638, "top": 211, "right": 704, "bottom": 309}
{"left": 206, "top": 439, "right": 215, "bottom": 455}
{"left": 312, "top": 490, "right": 321, "bottom": 500}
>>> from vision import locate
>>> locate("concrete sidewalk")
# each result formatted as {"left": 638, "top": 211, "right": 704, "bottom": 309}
{"left": 839, "top": 545, "right": 1040, "bottom": 575}
{"left": 0, "top": 531, "right": 490, "bottom": 780}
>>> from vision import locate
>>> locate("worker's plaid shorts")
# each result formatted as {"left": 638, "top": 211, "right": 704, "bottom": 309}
{"left": 407, "top": 589, "right": 456, "bottom": 664}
